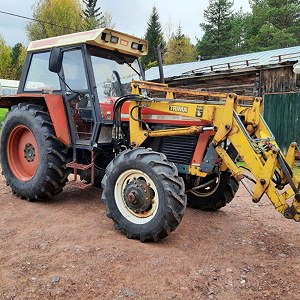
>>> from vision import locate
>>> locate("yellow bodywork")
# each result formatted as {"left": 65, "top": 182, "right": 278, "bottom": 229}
{"left": 129, "top": 80, "right": 300, "bottom": 222}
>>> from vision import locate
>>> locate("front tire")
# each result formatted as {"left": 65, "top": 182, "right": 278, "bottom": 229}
{"left": 101, "top": 148, "right": 186, "bottom": 242}
{"left": 0, "top": 103, "right": 70, "bottom": 200}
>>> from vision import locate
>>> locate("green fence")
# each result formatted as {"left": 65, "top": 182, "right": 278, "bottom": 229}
{"left": 263, "top": 93, "right": 300, "bottom": 153}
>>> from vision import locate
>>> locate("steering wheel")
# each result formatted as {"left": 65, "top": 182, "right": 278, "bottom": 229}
{"left": 65, "top": 89, "right": 90, "bottom": 108}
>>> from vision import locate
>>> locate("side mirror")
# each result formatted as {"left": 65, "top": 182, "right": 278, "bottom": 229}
{"left": 49, "top": 47, "right": 62, "bottom": 73}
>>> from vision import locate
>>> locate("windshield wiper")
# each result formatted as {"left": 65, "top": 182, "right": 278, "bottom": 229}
{"left": 114, "top": 50, "right": 141, "bottom": 77}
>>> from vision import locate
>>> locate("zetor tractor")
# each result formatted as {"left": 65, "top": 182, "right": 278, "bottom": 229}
{"left": 0, "top": 28, "right": 300, "bottom": 242}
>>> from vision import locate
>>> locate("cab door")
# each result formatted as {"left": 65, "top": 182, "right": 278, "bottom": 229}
{"left": 60, "top": 47, "right": 99, "bottom": 147}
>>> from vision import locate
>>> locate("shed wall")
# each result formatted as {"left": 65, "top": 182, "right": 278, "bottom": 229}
{"left": 263, "top": 93, "right": 300, "bottom": 152}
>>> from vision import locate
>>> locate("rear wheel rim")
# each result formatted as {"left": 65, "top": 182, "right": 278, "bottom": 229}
{"left": 190, "top": 174, "right": 220, "bottom": 197}
{"left": 7, "top": 125, "right": 39, "bottom": 181}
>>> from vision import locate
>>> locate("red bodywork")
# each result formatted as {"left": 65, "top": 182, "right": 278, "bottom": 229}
{"left": 0, "top": 95, "right": 213, "bottom": 156}
{"left": 0, "top": 94, "right": 70, "bottom": 146}
{"left": 100, "top": 97, "right": 208, "bottom": 126}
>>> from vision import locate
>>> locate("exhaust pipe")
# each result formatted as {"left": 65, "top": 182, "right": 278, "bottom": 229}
{"left": 157, "top": 44, "right": 165, "bottom": 84}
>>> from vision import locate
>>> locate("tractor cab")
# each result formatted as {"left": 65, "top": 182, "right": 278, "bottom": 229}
{"left": 18, "top": 28, "right": 147, "bottom": 148}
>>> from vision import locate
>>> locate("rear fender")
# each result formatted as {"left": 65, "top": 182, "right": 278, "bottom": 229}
{"left": 0, "top": 94, "right": 71, "bottom": 146}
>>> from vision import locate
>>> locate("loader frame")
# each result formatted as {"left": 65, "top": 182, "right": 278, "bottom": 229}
{"left": 123, "top": 80, "right": 300, "bottom": 222}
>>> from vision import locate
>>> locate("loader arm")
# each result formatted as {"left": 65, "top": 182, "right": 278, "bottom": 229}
{"left": 126, "top": 80, "right": 300, "bottom": 222}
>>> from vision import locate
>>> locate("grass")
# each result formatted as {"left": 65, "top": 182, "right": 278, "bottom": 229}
{"left": 0, "top": 108, "right": 8, "bottom": 124}
{"left": 293, "top": 166, "right": 300, "bottom": 179}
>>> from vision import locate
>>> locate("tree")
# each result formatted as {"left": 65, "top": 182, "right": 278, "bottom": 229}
{"left": 164, "top": 15, "right": 174, "bottom": 42}
{"left": 82, "top": 0, "right": 104, "bottom": 30}
{"left": 102, "top": 11, "right": 115, "bottom": 28}
{"left": 245, "top": 0, "right": 300, "bottom": 51}
{"left": 11, "top": 43, "right": 27, "bottom": 80}
{"left": 141, "top": 6, "right": 166, "bottom": 69}
{"left": 26, "top": 0, "right": 83, "bottom": 41}
{"left": 0, "top": 36, "right": 12, "bottom": 79}
{"left": 196, "top": 0, "right": 234, "bottom": 59}
{"left": 164, "top": 26, "right": 197, "bottom": 65}
{"left": 230, "top": 8, "right": 253, "bottom": 54}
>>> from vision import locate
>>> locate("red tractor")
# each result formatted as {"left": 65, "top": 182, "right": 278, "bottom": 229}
{"left": 0, "top": 28, "right": 299, "bottom": 242}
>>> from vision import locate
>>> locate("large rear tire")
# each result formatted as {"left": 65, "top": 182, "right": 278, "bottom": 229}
{"left": 0, "top": 103, "right": 70, "bottom": 200}
{"left": 101, "top": 148, "right": 186, "bottom": 242}
{"left": 186, "top": 172, "right": 239, "bottom": 211}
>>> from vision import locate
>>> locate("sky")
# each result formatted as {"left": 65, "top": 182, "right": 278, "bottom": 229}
{"left": 0, "top": 0, "right": 250, "bottom": 46}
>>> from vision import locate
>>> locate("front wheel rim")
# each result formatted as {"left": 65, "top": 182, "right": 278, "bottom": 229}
{"left": 114, "top": 169, "right": 159, "bottom": 224}
{"left": 7, "top": 125, "right": 39, "bottom": 181}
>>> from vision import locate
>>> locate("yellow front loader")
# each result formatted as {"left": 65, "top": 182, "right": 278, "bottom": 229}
{"left": 126, "top": 80, "right": 300, "bottom": 223}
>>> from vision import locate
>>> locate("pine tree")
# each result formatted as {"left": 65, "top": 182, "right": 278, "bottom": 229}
{"left": 196, "top": 0, "right": 234, "bottom": 59}
{"left": 173, "top": 25, "right": 184, "bottom": 41}
{"left": 230, "top": 8, "right": 252, "bottom": 54}
{"left": 11, "top": 43, "right": 27, "bottom": 80}
{"left": 83, "top": 0, "right": 104, "bottom": 30}
{"left": 245, "top": 0, "right": 300, "bottom": 51}
{"left": 142, "top": 6, "right": 165, "bottom": 69}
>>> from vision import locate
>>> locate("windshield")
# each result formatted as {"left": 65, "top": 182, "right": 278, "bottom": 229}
{"left": 89, "top": 47, "right": 141, "bottom": 103}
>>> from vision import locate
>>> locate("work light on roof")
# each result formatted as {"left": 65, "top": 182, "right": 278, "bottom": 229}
{"left": 131, "top": 42, "right": 145, "bottom": 52}
{"left": 101, "top": 32, "right": 119, "bottom": 44}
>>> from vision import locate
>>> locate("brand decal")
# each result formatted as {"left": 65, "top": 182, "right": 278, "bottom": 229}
{"left": 169, "top": 105, "right": 188, "bottom": 113}
{"left": 196, "top": 106, "right": 204, "bottom": 118}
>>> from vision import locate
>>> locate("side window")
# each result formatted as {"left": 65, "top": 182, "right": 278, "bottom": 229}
{"left": 24, "top": 52, "right": 60, "bottom": 91}
{"left": 62, "top": 49, "right": 88, "bottom": 90}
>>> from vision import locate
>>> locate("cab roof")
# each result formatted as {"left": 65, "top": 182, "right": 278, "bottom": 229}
{"left": 27, "top": 28, "right": 148, "bottom": 57}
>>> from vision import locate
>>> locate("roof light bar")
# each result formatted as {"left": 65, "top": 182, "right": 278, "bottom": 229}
{"left": 101, "top": 32, "right": 119, "bottom": 44}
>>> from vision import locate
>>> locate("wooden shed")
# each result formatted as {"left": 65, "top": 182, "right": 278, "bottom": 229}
{"left": 145, "top": 47, "right": 300, "bottom": 151}
{"left": 146, "top": 46, "right": 300, "bottom": 96}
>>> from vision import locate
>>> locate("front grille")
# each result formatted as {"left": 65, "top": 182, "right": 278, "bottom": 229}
{"left": 160, "top": 135, "right": 198, "bottom": 165}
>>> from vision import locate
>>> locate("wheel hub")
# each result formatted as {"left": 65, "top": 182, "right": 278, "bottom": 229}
{"left": 123, "top": 179, "right": 153, "bottom": 212}
{"left": 24, "top": 143, "right": 35, "bottom": 162}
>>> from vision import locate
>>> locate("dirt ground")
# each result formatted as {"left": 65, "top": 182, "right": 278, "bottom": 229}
{"left": 1, "top": 171, "right": 300, "bottom": 300}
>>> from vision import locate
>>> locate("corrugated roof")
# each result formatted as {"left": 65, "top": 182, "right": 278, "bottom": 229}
{"left": 145, "top": 46, "right": 300, "bottom": 81}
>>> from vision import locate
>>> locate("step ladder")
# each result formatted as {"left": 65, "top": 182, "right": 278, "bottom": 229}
{"left": 66, "top": 151, "right": 95, "bottom": 190}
